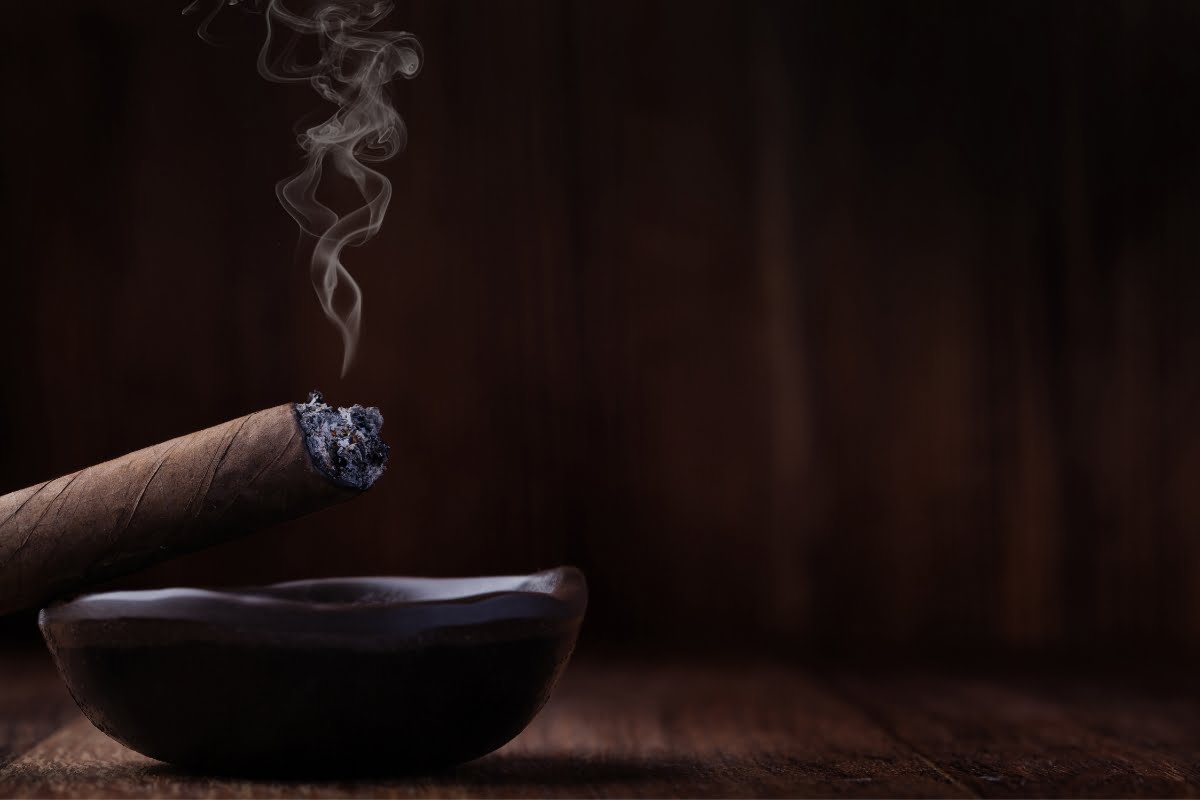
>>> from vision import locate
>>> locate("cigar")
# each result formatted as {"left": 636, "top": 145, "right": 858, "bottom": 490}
{"left": 0, "top": 392, "right": 388, "bottom": 615}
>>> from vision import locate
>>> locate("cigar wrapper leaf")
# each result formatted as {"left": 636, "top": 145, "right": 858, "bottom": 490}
{"left": 0, "top": 393, "right": 387, "bottom": 615}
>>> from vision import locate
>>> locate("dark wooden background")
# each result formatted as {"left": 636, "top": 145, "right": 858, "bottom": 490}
{"left": 1, "top": 0, "right": 1198, "bottom": 652}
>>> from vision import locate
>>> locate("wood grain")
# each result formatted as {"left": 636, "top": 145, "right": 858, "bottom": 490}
{"left": 0, "top": 657, "right": 955, "bottom": 799}
{"left": 1020, "top": 671, "right": 1200, "bottom": 788}
{"left": 7, "top": 653, "right": 1200, "bottom": 798}
{"left": 833, "top": 670, "right": 1200, "bottom": 798}
{"left": 0, "top": 649, "right": 78, "bottom": 770}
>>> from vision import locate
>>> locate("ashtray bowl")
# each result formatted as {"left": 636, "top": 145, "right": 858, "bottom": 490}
{"left": 39, "top": 566, "right": 587, "bottom": 776}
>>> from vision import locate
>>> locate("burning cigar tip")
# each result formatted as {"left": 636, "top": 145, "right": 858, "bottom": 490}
{"left": 296, "top": 391, "right": 389, "bottom": 492}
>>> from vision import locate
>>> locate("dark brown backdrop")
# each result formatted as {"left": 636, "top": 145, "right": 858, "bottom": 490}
{"left": 2, "top": 0, "right": 1199, "bottom": 652}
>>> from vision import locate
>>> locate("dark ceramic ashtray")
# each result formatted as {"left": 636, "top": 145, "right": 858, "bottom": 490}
{"left": 39, "top": 566, "right": 586, "bottom": 776}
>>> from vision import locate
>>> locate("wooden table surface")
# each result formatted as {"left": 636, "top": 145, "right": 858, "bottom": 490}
{"left": 2, "top": 646, "right": 1198, "bottom": 798}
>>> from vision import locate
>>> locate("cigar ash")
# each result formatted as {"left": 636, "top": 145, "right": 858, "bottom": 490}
{"left": 296, "top": 391, "right": 389, "bottom": 491}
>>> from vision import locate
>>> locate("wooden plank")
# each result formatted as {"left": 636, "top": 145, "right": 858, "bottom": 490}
{"left": 0, "top": 659, "right": 956, "bottom": 798}
{"left": 1019, "top": 672, "right": 1200, "bottom": 787}
{"left": 0, "top": 647, "right": 79, "bottom": 768}
{"left": 833, "top": 670, "right": 1198, "bottom": 798}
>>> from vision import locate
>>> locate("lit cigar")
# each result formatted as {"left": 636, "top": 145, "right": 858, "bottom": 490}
{"left": 0, "top": 392, "right": 387, "bottom": 615}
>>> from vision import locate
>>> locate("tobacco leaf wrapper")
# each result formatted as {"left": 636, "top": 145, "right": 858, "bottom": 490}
{"left": 0, "top": 392, "right": 387, "bottom": 615}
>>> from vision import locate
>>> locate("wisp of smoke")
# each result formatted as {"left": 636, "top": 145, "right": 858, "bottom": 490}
{"left": 186, "top": 0, "right": 421, "bottom": 376}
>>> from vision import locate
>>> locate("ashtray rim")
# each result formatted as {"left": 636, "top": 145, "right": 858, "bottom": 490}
{"left": 39, "top": 566, "right": 587, "bottom": 649}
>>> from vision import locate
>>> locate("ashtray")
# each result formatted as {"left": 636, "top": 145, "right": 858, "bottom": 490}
{"left": 38, "top": 566, "right": 587, "bottom": 776}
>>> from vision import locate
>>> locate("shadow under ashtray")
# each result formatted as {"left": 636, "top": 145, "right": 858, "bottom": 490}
{"left": 140, "top": 752, "right": 704, "bottom": 789}
{"left": 448, "top": 753, "right": 706, "bottom": 787}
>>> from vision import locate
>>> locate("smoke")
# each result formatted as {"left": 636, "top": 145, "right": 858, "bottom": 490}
{"left": 186, "top": 0, "right": 421, "bottom": 376}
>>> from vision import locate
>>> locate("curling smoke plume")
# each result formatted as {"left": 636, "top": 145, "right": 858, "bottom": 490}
{"left": 187, "top": 0, "right": 421, "bottom": 375}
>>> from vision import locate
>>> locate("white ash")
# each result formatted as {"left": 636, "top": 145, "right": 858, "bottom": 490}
{"left": 295, "top": 391, "right": 388, "bottom": 491}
